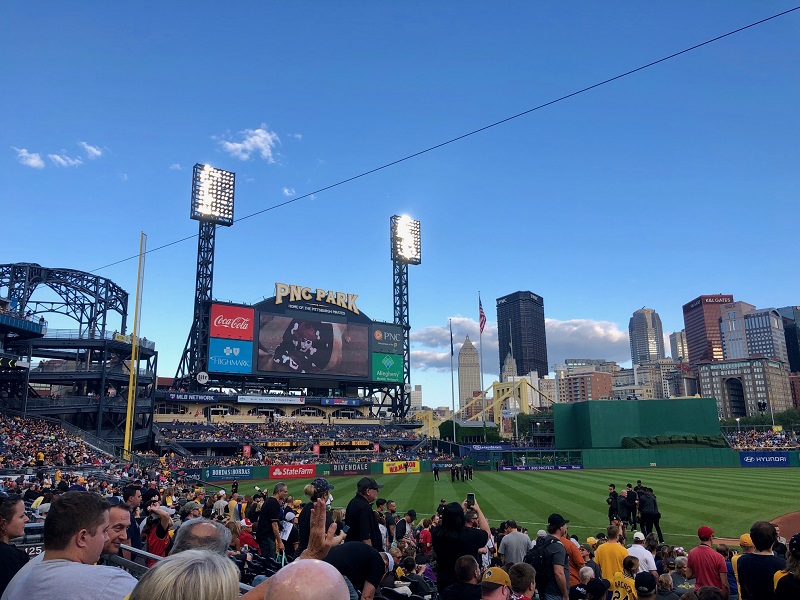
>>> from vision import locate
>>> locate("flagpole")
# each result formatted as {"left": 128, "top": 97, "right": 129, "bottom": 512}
{"left": 479, "top": 293, "right": 486, "bottom": 443}
{"left": 449, "top": 319, "right": 457, "bottom": 449}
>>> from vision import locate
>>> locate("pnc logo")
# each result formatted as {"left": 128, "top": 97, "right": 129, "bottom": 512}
{"left": 374, "top": 330, "right": 383, "bottom": 341}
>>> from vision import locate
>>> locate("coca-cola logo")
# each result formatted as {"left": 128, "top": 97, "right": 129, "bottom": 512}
{"left": 210, "top": 304, "right": 254, "bottom": 341}
{"left": 213, "top": 315, "right": 251, "bottom": 330}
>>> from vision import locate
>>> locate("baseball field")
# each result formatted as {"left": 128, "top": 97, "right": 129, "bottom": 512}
{"left": 235, "top": 467, "right": 800, "bottom": 543}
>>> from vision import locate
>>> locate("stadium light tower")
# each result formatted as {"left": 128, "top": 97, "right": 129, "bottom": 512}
{"left": 390, "top": 215, "right": 421, "bottom": 418}
{"left": 175, "top": 164, "right": 235, "bottom": 390}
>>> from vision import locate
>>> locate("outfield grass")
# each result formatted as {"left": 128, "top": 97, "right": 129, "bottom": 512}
{"left": 233, "top": 467, "right": 800, "bottom": 543}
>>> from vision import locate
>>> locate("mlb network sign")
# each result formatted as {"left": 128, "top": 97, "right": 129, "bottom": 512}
{"left": 208, "top": 338, "right": 253, "bottom": 374}
{"left": 739, "top": 451, "right": 790, "bottom": 468}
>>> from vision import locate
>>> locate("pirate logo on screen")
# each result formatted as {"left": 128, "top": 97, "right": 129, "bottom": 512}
{"left": 271, "top": 319, "right": 334, "bottom": 374}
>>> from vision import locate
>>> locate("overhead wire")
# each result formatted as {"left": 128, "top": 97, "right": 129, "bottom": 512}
{"left": 91, "top": 5, "right": 800, "bottom": 273}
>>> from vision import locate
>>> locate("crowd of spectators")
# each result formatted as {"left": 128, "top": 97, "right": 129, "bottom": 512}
{"left": 158, "top": 420, "right": 420, "bottom": 443}
{"left": 725, "top": 429, "right": 799, "bottom": 450}
{"left": 0, "top": 413, "right": 114, "bottom": 470}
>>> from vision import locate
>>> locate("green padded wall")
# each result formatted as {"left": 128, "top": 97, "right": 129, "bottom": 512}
{"left": 554, "top": 398, "right": 721, "bottom": 449}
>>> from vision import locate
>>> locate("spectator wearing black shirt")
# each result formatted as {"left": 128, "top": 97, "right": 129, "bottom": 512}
{"left": 297, "top": 478, "right": 334, "bottom": 555}
{"left": 0, "top": 495, "right": 29, "bottom": 597}
{"left": 345, "top": 477, "right": 383, "bottom": 548}
{"left": 441, "top": 555, "right": 482, "bottom": 600}
{"left": 323, "top": 541, "right": 390, "bottom": 600}
{"left": 256, "top": 482, "right": 287, "bottom": 560}
{"left": 432, "top": 499, "right": 490, "bottom": 592}
{"left": 121, "top": 485, "right": 142, "bottom": 560}
{"left": 738, "top": 520, "right": 785, "bottom": 600}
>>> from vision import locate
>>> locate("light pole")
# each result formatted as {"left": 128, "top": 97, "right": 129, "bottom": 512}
{"left": 736, "top": 417, "right": 741, "bottom": 432}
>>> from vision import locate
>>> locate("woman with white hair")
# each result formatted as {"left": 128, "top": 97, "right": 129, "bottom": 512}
{"left": 129, "top": 549, "right": 240, "bottom": 600}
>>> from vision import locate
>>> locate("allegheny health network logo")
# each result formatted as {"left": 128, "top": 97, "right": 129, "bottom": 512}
{"left": 382, "top": 355, "right": 395, "bottom": 369}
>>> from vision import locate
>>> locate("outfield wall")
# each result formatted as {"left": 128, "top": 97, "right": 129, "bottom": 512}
{"left": 554, "top": 398, "right": 721, "bottom": 449}
{"left": 582, "top": 447, "right": 739, "bottom": 468}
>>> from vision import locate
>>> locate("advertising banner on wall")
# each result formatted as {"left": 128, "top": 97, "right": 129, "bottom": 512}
{"left": 210, "top": 304, "right": 255, "bottom": 341}
{"left": 238, "top": 395, "right": 305, "bottom": 405}
{"left": 383, "top": 461, "right": 420, "bottom": 474}
{"left": 372, "top": 353, "right": 403, "bottom": 383}
{"left": 371, "top": 325, "right": 403, "bottom": 355}
{"left": 331, "top": 462, "right": 371, "bottom": 476}
{"left": 166, "top": 392, "right": 226, "bottom": 403}
{"left": 739, "top": 451, "right": 790, "bottom": 467}
{"left": 269, "top": 464, "right": 316, "bottom": 479}
{"left": 208, "top": 338, "right": 253, "bottom": 374}
{"left": 320, "top": 398, "right": 361, "bottom": 406}
{"left": 204, "top": 466, "right": 254, "bottom": 481}
{"left": 500, "top": 465, "right": 584, "bottom": 471}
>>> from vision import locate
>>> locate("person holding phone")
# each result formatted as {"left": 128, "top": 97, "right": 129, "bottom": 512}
{"left": 432, "top": 497, "right": 491, "bottom": 593}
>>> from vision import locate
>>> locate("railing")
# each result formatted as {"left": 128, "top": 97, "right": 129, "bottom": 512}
{"left": 32, "top": 361, "right": 155, "bottom": 377}
{"left": 0, "top": 312, "right": 45, "bottom": 334}
{"left": 42, "top": 328, "right": 156, "bottom": 349}
{"left": 23, "top": 396, "right": 153, "bottom": 410}
{"left": 57, "top": 420, "right": 120, "bottom": 458}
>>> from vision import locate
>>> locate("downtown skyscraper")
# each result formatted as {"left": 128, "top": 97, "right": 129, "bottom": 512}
{"left": 629, "top": 308, "right": 665, "bottom": 365}
{"left": 496, "top": 291, "right": 548, "bottom": 379}
{"left": 458, "top": 335, "right": 481, "bottom": 409}
{"left": 682, "top": 294, "right": 734, "bottom": 365}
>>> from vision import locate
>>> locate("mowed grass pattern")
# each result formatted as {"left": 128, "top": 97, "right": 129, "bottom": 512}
{"left": 237, "top": 467, "right": 800, "bottom": 542}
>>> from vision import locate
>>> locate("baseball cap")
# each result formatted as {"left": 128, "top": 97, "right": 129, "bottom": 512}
{"left": 789, "top": 532, "right": 800, "bottom": 558}
{"left": 292, "top": 499, "right": 303, "bottom": 509}
{"left": 311, "top": 478, "right": 334, "bottom": 493}
{"left": 697, "top": 525, "right": 714, "bottom": 539}
{"left": 633, "top": 531, "right": 646, "bottom": 541}
{"left": 666, "top": 558, "right": 676, "bottom": 568}
{"left": 240, "top": 519, "right": 253, "bottom": 527}
{"left": 634, "top": 572, "right": 657, "bottom": 594}
{"left": 548, "top": 513, "right": 569, "bottom": 527}
{"left": 37, "top": 503, "right": 51, "bottom": 515}
{"left": 481, "top": 567, "right": 512, "bottom": 589}
{"left": 357, "top": 477, "right": 383, "bottom": 492}
{"left": 183, "top": 501, "right": 201, "bottom": 512}
{"left": 586, "top": 578, "right": 611, "bottom": 597}
{"left": 739, "top": 533, "right": 753, "bottom": 548}
{"left": 217, "top": 490, "right": 226, "bottom": 497}
{"left": 610, "top": 514, "right": 621, "bottom": 521}
{"left": 537, "top": 529, "right": 547, "bottom": 538}
{"left": 586, "top": 536, "right": 598, "bottom": 545}
{"left": 284, "top": 511, "right": 296, "bottom": 522}
{"left": 406, "top": 509, "right": 417, "bottom": 520}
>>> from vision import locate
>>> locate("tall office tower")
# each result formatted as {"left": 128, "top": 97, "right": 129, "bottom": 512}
{"left": 501, "top": 353, "right": 517, "bottom": 382}
{"left": 496, "top": 291, "right": 548, "bottom": 379}
{"left": 629, "top": 308, "right": 665, "bottom": 365}
{"left": 409, "top": 384, "right": 423, "bottom": 409}
{"left": 719, "top": 302, "right": 756, "bottom": 360}
{"left": 682, "top": 294, "right": 734, "bottom": 365}
{"left": 458, "top": 335, "right": 481, "bottom": 409}
{"left": 745, "top": 308, "right": 788, "bottom": 364}
{"left": 669, "top": 330, "right": 688, "bottom": 361}
{"left": 777, "top": 306, "right": 800, "bottom": 372}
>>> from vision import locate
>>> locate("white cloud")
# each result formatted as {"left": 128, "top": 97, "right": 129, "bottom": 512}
{"left": 410, "top": 316, "right": 630, "bottom": 375}
{"left": 78, "top": 141, "right": 102, "bottom": 159}
{"left": 12, "top": 147, "right": 45, "bottom": 169}
{"left": 288, "top": 133, "right": 302, "bottom": 140}
{"left": 217, "top": 124, "right": 280, "bottom": 162}
{"left": 282, "top": 187, "right": 296, "bottom": 197}
{"left": 169, "top": 163, "right": 182, "bottom": 171}
{"left": 48, "top": 153, "right": 83, "bottom": 167}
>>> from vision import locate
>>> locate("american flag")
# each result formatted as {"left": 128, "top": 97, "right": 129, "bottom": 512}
{"left": 479, "top": 298, "right": 486, "bottom": 334}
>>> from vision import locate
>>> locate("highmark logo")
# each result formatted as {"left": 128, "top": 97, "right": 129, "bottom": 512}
{"left": 382, "top": 355, "right": 395, "bottom": 369}
{"left": 223, "top": 346, "right": 240, "bottom": 356}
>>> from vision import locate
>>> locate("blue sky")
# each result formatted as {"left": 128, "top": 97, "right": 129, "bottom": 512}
{"left": 3, "top": 3, "right": 799, "bottom": 408}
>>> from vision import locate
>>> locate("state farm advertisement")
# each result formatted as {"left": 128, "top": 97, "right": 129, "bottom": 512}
{"left": 210, "top": 304, "right": 255, "bottom": 341}
{"left": 269, "top": 464, "right": 316, "bottom": 479}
